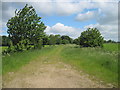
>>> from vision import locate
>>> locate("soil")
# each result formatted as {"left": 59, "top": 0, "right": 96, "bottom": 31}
{"left": 2, "top": 61, "right": 111, "bottom": 88}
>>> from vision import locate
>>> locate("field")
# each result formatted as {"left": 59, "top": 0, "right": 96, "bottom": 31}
{"left": 2, "top": 43, "right": 119, "bottom": 87}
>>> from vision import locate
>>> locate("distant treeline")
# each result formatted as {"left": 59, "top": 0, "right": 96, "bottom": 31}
{"left": 104, "top": 39, "right": 119, "bottom": 43}
{"left": 0, "top": 35, "right": 75, "bottom": 46}
{"left": 0, "top": 35, "right": 118, "bottom": 47}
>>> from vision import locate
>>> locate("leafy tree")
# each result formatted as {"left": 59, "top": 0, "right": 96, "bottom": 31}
{"left": 48, "top": 35, "right": 56, "bottom": 45}
{"left": 73, "top": 38, "right": 79, "bottom": 45}
{"left": 62, "top": 39, "right": 69, "bottom": 44}
{"left": 34, "top": 39, "right": 43, "bottom": 49}
{"left": 55, "top": 35, "right": 62, "bottom": 45}
{"left": 79, "top": 28, "right": 104, "bottom": 47}
{"left": 42, "top": 35, "right": 49, "bottom": 45}
{"left": 61, "top": 35, "right": 73, "bottom": 44}
{"left": 106, "top": 40, "right": 116, "bottom": 43}
{"left": 7, "top": 4, "right": 46, "bottom": 48}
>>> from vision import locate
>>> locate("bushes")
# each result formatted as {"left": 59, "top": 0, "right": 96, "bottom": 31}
{"left": 2, "top": 39, "right": 33, "bottom": 55}
{"left": 2, "top": 41, "right": 15, "bottom": 55}
{"left": 2, "top": 38, "right": 44, "bottom": 55}
{"left": 2, "top": 36, "right": 10, "bottom": 46}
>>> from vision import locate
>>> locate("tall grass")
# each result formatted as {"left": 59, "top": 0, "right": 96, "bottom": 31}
{"left": 60, "top": 44, "right": 118, "bottom": 86}
{"left": 103, "top": 43, "right": 118, "bottom": 52}
{"left": 2, "top": 46, "right": 55, "bottom": 75}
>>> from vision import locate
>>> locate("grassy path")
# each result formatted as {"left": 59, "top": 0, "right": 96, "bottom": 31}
{"left": 2, "top": 45, "right": 115, "bottom": 88}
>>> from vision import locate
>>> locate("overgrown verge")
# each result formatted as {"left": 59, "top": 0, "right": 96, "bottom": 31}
{"left": 60, "top": 44, "right": 118, "bottom": 87}
{"left": 2, "top": 45, "right": 55, "bottom": 75}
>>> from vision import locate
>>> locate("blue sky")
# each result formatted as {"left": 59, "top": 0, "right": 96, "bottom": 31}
{"left": 42, "top": 14, "right": 97, "bottom": 28}
{"left": 0, "top": 0, "right": 118, "bottom": 41}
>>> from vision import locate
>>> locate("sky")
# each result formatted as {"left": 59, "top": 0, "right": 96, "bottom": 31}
{"left": 0, "top": 0, "right": 119, "bottom": 41}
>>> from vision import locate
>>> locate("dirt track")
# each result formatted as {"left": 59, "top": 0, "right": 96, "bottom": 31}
{"left": 3, "top": 62, "right": 110, "bottom": 88}
{"left": 2, "top": 46, "right": 113, "bottom": 88}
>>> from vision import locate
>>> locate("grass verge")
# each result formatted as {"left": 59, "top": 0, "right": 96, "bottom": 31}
{"left": 2, "top": 46, "right": 56, "bottom": 75}
{"left": 60, "top": 44, "right": 118, "bottom": 87}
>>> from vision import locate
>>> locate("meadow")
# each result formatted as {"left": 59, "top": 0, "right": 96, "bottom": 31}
{"left": 2, "top": 43, "right": 119, "bottom": 87}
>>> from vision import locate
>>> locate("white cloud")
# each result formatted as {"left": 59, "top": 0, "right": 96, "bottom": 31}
{"left": 2, "top": 4, "right": 15, "bottom": 22}
{"left": 29, "top": 1, "right": 93, "bottom": 16}
{"left": 75, "top": 11, "right": 97, "bottom": 21}
{"left": 90, "top": 0, "right": 118, "bottom": 2}
{"left": 45, "top": 23, "right": 82, "bottom": 38}
{"left": 98, "top": 3, "right": 118, "bottom": 25}
{"left": 74, "top": 2, "right": 118, "bottom": 23}
{"left": 0, "top": 22, "right": 7, "bottom": 35}
{"left": 30, "top": 2, "right": 54, "bottom": 16}
{"left": 2, "top": 0, "right": 53, "bottom": 2}
{"left": 2, "top": 3, "right": 16, "bottom": 29}
{"left": 55, "top": 1, "right": 95, "bottom": 16}
{"left": 2, "top": 0, "right": 119, "bottom": 2}
{"left": 74, "top": 2, "right": 118, "bottom": 41}
{"left": 55, "top": 3, "right": 79, "bottom": 16}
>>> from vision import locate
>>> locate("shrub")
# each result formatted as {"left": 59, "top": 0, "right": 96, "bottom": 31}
{"left": 7, "top": 41, "right": 15, "bottom": 53}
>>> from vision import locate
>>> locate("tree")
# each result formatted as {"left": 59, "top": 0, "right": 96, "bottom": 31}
{"left": 79, "top": 28, "right": 104, "bottom": 47}
{"left": 106, "top": 39, "right": 116, "bottom": 43}
{"left": 62, "top": 39, "right": 69, "bottom": 44}
{"left": 7, "top": 4, "right": 46, "bottom": 49}
{"left": 73, "top": 38, "right": 79, "bottom": 45}
{"left": 61, "top": 35, "right": 73, "bottom": 44}
{"left": 48, "top": 35, "right": 56, "bottom": 45}
{"left": 42, "top": 35, "right": 49, "bottom": 45}
{"left": 55, "top": 35, "right": 62, "bottom": 45}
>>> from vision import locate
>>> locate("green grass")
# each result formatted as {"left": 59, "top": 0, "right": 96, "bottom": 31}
{"left": 2, "top": 45, "right": 56, "bottom": 75}
{"left": 60, "top": 44, "right": 118, "bottom": 86}
{"left": 103, "top": 43, "right": 119, "bottom": 52}
{"left": 2, "top": 43, "right": 118, "bottom": 87}
{"left": 0, "top": 46, "right": 8, "bottom": 75}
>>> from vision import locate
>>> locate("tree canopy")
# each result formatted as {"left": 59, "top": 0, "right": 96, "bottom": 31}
{"left": 79, "top": 28, "right": 104, "bottom": 47}
{"left": 7, "top": 4, "right": 46, "bottom": 47}
{"left": 61, "top": 35, "right": 73, "bottom": 44}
